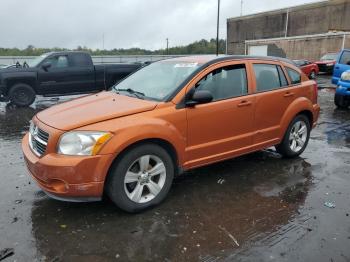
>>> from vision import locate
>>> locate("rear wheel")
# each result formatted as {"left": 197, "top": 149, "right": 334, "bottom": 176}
{"left": 276, "top": 115, "right": 311, "bottom": 158}
{"left": 106, "top": 143, "right": 174, "bottom": 213}
{"left": 309, "top": 70, "right": 316, "bottom": 79}
{"left": 334, "top": 94, "right": 348, "bottom": 109}
{"left": 9, "top": 83, "right": 36, "bottom": 107}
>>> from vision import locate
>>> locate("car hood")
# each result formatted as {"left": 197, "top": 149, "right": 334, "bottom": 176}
{"left": 36, "top": 91, "right": 158, "bottom": 130}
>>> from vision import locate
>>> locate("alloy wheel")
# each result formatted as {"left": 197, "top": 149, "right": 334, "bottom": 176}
{"left": 289, "top": 120, "right": 308, "bottom": 152}
{"left": 124, "top": 155, "right": 166, "bottom": 203}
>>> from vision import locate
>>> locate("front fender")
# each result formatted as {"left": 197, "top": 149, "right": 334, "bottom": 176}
{"left": 88, "top": 116, "right": 186, "bottom": 166}
{"left": 279, "top": 97, "right": 315, "bottom": 138}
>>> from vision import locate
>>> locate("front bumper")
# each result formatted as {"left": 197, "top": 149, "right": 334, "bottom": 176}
{"left": 22, "top": 133, "right": 116, "bottom": 201}
{"left": 336, "top": 81, "right": 350, "bottom": 96}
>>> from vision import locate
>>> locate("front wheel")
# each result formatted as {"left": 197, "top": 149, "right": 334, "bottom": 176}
{"left": 106, "top": 143, "right": 174, "bottom": 213}
{"left": 309, "top": 70, "right": 316, "bottom": 79}
{"left": 276, "top": 115, "right": 311, "bottom": 158}
{"left": 9, "top": 83, "right": 36, "bottom": 107}
{"left": 334, "top": 94, "right": 348, "bottom": 109}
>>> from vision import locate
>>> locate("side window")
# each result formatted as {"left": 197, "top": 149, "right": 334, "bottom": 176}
{"left": 71, "top": 53, "right": 92, "bottom": 67}
{"left": 339, "top": 51, "right": 350, "bottom": 65}
{"left": 46, "top": 55, "right": 68, "bottom": 68}
{"left": 196, "top": 64, "right": 248, "bottom": 101}
{"left": 277, "top": 66, "right": 288, "bottom": 87}
{"left": 286, "top": 68, "right": 301, "bottom": 85}
{"left": 253, "top": 64, "right": 281, "bottom": 92}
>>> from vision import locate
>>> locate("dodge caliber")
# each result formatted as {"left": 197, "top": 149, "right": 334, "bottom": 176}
{"left": 22, "top": 56, "right": 320, "bottom": 212}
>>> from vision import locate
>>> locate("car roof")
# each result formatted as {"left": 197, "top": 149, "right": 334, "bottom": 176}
{"left": 162, "top": 55, "right": 297, "bottom": 67}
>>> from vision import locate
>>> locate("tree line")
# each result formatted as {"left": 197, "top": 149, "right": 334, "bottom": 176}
{"left": 0, "top": 39, "right": 226, "bottom": 56}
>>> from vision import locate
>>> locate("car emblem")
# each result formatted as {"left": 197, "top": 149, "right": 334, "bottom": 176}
{"left": 33, "top": 126, "right": 39, "bottom": 136}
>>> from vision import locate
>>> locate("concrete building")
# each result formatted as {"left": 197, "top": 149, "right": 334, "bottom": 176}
{"left": 227, "top": 0, "right": 350, "bottom": 60}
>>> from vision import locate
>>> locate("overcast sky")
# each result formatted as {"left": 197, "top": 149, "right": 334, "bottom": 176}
{"left": 0, "top": 0, "right": 324, "bottom": 50}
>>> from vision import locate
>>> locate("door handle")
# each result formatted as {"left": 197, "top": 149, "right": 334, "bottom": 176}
{"left": 237, "top": 100, "right": 252, "bottom": 107}
{"left": 283, "top": 92, "right": 295, "bottom": 97}
{"left": 335, "top": 66, "right": 340, "bottom": 69}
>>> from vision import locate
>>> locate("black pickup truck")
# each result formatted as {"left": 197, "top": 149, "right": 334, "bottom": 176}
{"left": 0, "top": 51, "right": 142, "bottom": 106}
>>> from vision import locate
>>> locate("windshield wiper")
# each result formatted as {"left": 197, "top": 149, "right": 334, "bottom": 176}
{"left": 114, "top": 88, "right": 145, "bottom": 99}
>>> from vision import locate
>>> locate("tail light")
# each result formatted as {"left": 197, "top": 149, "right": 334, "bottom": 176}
{"left": 312, "top": 81, "right": 318, "bottom": 104}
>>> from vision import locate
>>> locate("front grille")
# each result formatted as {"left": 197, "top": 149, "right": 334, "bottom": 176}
{"left": 29, "top": 124, "right": 49, "bottom": 157}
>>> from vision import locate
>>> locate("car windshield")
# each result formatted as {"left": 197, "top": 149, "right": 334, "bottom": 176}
{"left": 26, "top": 53, "right": 50, "bottom": 67}
{"left": 320, "top": 53, "right": 337, "bottom": 61}
{"left": 112, "top": 60, "right": 200, "bottom": 101}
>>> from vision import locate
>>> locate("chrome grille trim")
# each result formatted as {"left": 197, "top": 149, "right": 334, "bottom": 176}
{"left": 29, "top": 124, "right": 49, "bottom": 157}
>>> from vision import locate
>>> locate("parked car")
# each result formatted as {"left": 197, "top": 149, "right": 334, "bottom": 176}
{"left": 334, "top": 69, "right": 350, "bottom": 109}
{"left": 0, "top": 51, "right": 142, "bottom": 106}
{"left": 332, "top": 49, "right": 350, "bottom": 85}
{"left": 22, "top": 55, "right": 320, "bottom": 212}
{"left": 314, "top": 52, "right": 338, "bottom": 73}
{"left": 293, "top": 59, "right": 319, "bottom": 79}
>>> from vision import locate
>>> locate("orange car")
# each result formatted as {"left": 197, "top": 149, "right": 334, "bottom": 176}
{"left": 22, "top": 55, "right": 320, "bottom": 212}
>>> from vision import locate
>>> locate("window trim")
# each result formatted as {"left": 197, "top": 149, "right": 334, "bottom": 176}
{"left": 189, "top": 63, "right": 250, "bottom": 103}
{"left": 252, "top": 63, "right": 287, "bottom": 93}
{"left": 285, "top": 66, "right": 302, "bottom": 86}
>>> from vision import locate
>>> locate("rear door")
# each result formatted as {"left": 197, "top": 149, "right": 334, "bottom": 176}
{"left": 333, "top": 50, "right": 350, "bottom": 83}
{"left": 67, "top": 53, "right": 96, "bottom": 93}
{"left": 251, "top": 61, "right": 303, "bottom": 146}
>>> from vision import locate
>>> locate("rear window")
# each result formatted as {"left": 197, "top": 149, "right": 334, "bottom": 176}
{"left": 286, "top": 68, "right": 301, "bottom": 84}
{"left": 339, "top": 51, "right": 350, "bottom": 65}
{"left": 70, "top": 53, "right": 92, "bottom": 67}
{"left": 253, "top": 64, "right": 286, "bottom": 92}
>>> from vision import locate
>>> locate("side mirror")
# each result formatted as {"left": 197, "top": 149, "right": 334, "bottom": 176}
{"left": 186, "top": 90, "right": 213, "bottom": 107}
{"left": 41, "top": 62, "right": 52, "bottom": 71}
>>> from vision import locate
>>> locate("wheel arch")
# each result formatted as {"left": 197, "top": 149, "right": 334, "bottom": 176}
{"left": 279, "top": 98, "right": 314, "bottom": 139}
{"left": 103, "top": 137, "right": 181, "bottom": 195}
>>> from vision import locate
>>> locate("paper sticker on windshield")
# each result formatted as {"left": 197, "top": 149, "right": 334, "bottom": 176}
{"left": 174, "top": 63, "right": 198, "bottom": 68}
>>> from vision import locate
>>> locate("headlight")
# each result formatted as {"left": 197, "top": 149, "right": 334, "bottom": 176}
{"left": 326, "top": 63, "right": 334, "bottom": 66}
{"left": 57, "top": 131, "right": 112, "bottom": 156}
{"left": 341, "top": 71, "right": 350, "bottom": 81}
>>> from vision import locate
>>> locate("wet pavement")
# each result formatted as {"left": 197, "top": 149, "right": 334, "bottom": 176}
{"left": 0, "top": 79, "right": 350, "bottom": 261}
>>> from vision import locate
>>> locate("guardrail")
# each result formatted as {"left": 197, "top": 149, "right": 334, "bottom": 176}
{"left": 0, "top": 55, "right": 186, "bottom": 66}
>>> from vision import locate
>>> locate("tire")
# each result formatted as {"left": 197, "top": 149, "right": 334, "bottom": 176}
{"left": 276, "top": 114, "right": 311, "bottom": 158}
{"left": 106, "top": 143, "right": 174, "bottom": 213}
{"left": 334, "top": 94, "right": 348, "bottom": 109}
{"left": 309, "top": 70, "right": 316, "bottom": 79}
{"left": 9, "top": 83, "right": 36, "bottom": 107}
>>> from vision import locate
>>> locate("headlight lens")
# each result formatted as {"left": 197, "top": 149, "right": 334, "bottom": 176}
{"left": 57, "top": 131, "right": 112, "bottom": 156}
{"left": 341, "top": 71, "right": 350, "bottom": 81}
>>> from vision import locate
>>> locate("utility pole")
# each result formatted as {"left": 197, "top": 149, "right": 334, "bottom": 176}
{"left": 240, "top": 0, "right": 243, "bottom": 16}
{"left": 166, "top": 38, "right": 169, "bottom": 55}
{"left": 216, "top": 0, "right": 220, "bottom": 56}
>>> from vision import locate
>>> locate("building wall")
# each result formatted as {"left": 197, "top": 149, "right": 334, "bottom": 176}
{"left": 227, "top": 0, "right": 350, "bottom": 56}
{"left": 246, "top": 35, "right": 350, "bottom": 60}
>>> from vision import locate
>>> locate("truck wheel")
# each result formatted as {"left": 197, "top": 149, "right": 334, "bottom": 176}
{"left": 334, "top": 94, "right": 348, "bottom": 109}
{"left": 276, "top": 114, "right": 311, "bottom": 158}
{"left": 309, "top": 70, "right": 316, "bottom": 79}
{"left": 9, "top": 83, "right": 36, "bottom": 107}
{"left": 106, "top": 143, "right": 174, "bottom": 213}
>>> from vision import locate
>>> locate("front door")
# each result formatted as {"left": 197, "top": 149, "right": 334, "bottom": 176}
{"left": 185, "top": 62, "right": 255, "bottom": 168}
{"left": 37, "top": 54, "right": 71, "bottom": 95}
